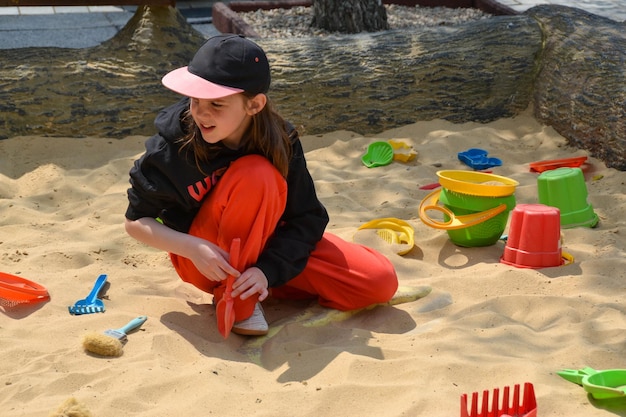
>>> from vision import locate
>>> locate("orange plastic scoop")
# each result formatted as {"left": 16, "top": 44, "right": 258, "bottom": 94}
{"left": 216, "top": 238, "right": 240, "bottom": 338}
{"left": 0, "top": 272, "right": 50, "bottom": 308}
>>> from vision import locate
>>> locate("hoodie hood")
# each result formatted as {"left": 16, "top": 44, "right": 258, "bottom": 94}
{"left": 154, "top": 97, "right": 190, "bottom": 143}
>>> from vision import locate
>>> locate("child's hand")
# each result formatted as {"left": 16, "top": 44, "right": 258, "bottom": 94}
{"left": 189, "top": 238, "right": 240, "bottom": 282}
{"left": 231, "top": 267, "right": 269, "bottom": 302}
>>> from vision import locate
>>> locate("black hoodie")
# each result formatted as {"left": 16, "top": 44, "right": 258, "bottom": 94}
{"left": 126, "top": 98, "right": 329, "bottom": 287}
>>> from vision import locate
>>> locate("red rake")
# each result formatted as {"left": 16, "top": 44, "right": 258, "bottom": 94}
{"left": 460, "top": 383, "right": 537, "bottom": 417}
{"left": 216, "top": 238, "right": 240, "bottom": 339}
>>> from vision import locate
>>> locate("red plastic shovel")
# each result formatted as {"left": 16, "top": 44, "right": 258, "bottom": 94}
{"left": 216, "top": 238, "right": 240, "bottom": 338}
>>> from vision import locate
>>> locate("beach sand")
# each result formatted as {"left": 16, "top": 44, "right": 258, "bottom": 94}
{"left": 1, "top": 109, "right": 625, "bottom": 416}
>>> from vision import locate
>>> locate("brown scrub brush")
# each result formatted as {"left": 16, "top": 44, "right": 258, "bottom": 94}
{"left": 82, "top": 316, "right": 147, "bottom": 357}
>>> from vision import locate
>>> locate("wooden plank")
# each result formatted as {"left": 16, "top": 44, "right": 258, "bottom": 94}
{"left": 0, "top": 0, "right": 175, "bottom": 6}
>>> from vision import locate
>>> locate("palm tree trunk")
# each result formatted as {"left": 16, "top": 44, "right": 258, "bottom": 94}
{"left": 312, "top": 0, "right": 389, "bottom": 33}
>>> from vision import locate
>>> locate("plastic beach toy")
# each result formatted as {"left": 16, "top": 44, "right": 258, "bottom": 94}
{"left": 537, "top": 167, "right": 599, "bottom": 229}
{"left": 436, "top": 170, "right": 518, "bottom": 197}
{"left": 216, "top": 238, "right": 240, "bottom": 338}
{"left": 500, "top": 204, "right": 573, "bottom": 269}
{"left": 460, "top": 382, "right": 537, "bottom": 417}
{"left": 0, "top": 272, "right": 50, "bottom": 308}
{"left": 357, "top": 218, "right": 415, "bottom": 255}
{"left": 558, "top": 367, "right": 626, "bottom": 400}
{"left": 458, "top": 148, "right": 502, "bottom": 170}
{"left": 419, "top": 171, "right": 518, "bottom": 247}
{"left": 529, "top": 156, "right": 587, "bottom": 173}
{"left": 69, "top": 274, "right": 107, "bottom": 315}
{"left": 387, "top": 139, "right": 417, "bottom": 162}
{"left": 361, "top": 141, "right": 394, "bottom": 168}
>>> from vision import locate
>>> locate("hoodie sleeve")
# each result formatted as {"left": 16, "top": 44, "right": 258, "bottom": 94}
{"left": 125, "top": 134, "right": 198, "bottom": 232}
{"left": 254, "top": 136, "right": 329, "bottom": 287}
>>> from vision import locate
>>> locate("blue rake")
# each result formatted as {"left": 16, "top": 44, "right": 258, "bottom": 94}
{"left": 68, "top": 274, "right": 107, "bottom": 315}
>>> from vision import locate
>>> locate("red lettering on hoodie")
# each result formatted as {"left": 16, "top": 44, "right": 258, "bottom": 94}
{"left": 187, "top": 166, "right": 228, "bottom": 202}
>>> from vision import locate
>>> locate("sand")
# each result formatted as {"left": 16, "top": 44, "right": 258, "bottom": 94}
{"left": 1, "top": 109, "right": 625, "bottom": 417}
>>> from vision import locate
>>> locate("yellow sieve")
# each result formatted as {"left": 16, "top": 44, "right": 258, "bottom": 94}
{"left": 436, "top": 170, "right": 518, "bottom": 197}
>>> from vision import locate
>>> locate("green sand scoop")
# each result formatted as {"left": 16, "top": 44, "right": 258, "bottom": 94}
{"left": 558, "top": 367, "right": 626, "bottom": 400}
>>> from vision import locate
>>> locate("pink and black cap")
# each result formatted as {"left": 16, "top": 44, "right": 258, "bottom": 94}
{"left": 162, "top": 34, "right": 270, "bottom": 99}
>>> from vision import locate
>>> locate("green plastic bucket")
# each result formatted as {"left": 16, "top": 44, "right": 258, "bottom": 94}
{"left": 439, "top": 188, "right": 516, "bottom": 247}
{"left": 537, "top": 167, "right": 599, "bottom": 228}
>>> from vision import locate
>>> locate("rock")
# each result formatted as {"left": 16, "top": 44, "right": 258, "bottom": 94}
{"left": 0, "top": 6, "right": 204, "bottom": 139}
{"left": 0, "top": 7, "right": 539, "bottom": 140}
{"left": 258, "top": 15, "right": 540, "bottom": 134}
{"left": 527, "top": 5, "right": 626, "bottom": 171}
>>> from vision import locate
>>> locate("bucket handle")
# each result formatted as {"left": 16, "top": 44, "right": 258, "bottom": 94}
{"left": 418, "top": 188, "right": 508, "bottom": 230}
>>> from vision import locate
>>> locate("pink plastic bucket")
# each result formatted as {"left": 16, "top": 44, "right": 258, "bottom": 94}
{"left": 501, "top": 204, "right": 564, "bottom": 269}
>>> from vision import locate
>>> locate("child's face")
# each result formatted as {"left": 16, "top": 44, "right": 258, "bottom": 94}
{"left": 189, "top": 93, "right": 265, "bottom": 149}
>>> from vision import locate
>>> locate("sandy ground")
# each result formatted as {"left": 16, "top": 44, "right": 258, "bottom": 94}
{"left": 1, "top": 109, "right": 625, "bottom": 417}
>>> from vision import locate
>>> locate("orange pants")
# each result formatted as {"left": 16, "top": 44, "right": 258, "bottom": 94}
{"left": 170, "top": 155, "right": 398, "bottom": 321}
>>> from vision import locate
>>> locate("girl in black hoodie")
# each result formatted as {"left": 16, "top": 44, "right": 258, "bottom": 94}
{"left": 125, "top": 35, "right": 398, "bottom": 336}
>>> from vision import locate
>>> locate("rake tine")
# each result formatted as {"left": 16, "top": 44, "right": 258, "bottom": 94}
{"left": 510, "top": 384, "right": 520, "bottom": 415}
{"left": 492, "top": 387, "right": 501, "bottom": 417}
{"left": 472, "top": 392, "right": 479, "bottom": 417}
{"left": 522, "top": 383, "right": 537, "bottom": 415}
{"left": 500, "top": 386, "right": 509, "bottom": 415}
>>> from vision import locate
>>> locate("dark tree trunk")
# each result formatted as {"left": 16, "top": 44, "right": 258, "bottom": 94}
{"left": 312, "top": 0, "right": 389, "bottom": 33}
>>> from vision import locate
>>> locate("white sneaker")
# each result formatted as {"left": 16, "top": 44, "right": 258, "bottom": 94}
{"left": 232, "top": 303, "right": 268, "bottom": 336}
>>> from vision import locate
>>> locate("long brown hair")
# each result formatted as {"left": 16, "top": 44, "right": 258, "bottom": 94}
{"left": 178, "top": 94, "right": 293, "bottom": 178}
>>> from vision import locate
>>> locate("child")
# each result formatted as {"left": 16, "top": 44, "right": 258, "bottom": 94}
{"left": 125, "top": 34, "right": 398, "bottom": 336}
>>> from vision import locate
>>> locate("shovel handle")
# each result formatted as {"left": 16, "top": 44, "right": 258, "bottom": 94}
{"left": 557, "top": 367, "right": 598, "bottom": 385}
{"left": 224, "top": 239, "right": 241, "bottom": 297}
{"left": 85, "top": 274, "right": 108, "bottom": 303}
{"left": 217, "top": 239, "right": 241, "bottom": 338}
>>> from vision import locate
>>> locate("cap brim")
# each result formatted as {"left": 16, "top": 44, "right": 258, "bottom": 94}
{"left": 162, "top": 66, "right": 244, "bottom": 99}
